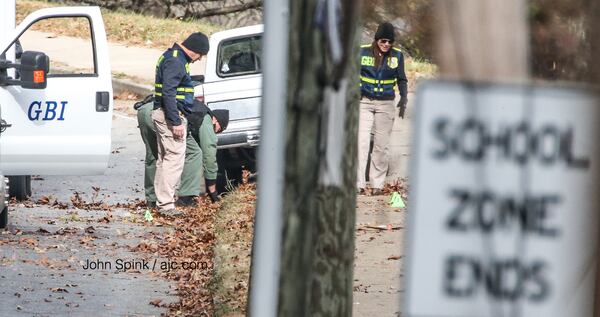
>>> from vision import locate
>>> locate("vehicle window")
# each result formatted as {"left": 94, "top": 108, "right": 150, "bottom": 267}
{"left": 8, "top": 16, "right": 96, "bottom": 78}
{"left": 217, "top": 35, "right": 262, "bottom": 78}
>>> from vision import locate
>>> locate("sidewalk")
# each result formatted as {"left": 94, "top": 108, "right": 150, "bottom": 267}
{"left": 353, "top": 195, "right": 406, "bottom": 316}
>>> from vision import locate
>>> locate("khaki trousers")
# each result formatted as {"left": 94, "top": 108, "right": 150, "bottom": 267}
{"left": 138, "top": 104, "right": 202, "bottom": 204}
{"left": 152, "top": 108, "right": 187, "bottom": 210}
{"left": 356, "top": 98, "right": 396, "bottom": 189}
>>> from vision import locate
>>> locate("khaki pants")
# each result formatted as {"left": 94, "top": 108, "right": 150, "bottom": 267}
{"left": 152, "top": 108, "right": 187, "bottom": 210}
{"left": 356, "top": 98, "right": 396, "bottom": 189}
{"left": 138, "top": 104, "right": 202, "bottom": 204}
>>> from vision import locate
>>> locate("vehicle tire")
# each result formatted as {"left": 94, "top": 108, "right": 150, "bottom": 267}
{"left": 8, "top": 175, "right": 31, "bottom": 201}
{"left": 0, "top": 206, "right": 7, "bottom": 229}
{"left": 26, "top": 176, "right": 32, "bottom": 197}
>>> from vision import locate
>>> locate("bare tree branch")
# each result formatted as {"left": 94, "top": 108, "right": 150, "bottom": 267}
{"left": 49, "top": 0, "right": 263, "bottom": 20}
{"left": 185, "top": 0, "right": 263, "bottom": 18}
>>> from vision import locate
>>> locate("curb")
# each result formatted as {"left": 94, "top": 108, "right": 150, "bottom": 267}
{"left": 112, "top": 77, "right": 153, "bottom": 97}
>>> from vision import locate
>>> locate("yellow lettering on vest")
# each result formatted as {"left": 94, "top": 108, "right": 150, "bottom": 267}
{"left": 361, "top": 56, "right": 375, "bottom": 67}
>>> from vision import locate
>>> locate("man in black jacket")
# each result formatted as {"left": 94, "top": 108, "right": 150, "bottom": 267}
{"left": 152, "top": 33, "right": 209, "bottom": 216}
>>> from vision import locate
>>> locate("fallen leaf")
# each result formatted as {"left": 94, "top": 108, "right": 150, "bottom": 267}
{"left": 149, "top": 299, "right": 162, "bottom": 307}
{"left": 38, "top": 196, "right": 51, "bottom": 204}
{"left": 50, "top": 288, "right": 69, "bottom": 293}
{"left": 19, "top": 237, "right": 38, "bottom": 246}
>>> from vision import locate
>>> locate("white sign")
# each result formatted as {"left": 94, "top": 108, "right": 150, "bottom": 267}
{"left": 405, "top": 81, "right": 600, "bottom": 317}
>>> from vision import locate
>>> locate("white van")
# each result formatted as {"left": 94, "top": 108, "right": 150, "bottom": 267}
{"left": 0, "top": 1, "right": 113, "bottom": 227}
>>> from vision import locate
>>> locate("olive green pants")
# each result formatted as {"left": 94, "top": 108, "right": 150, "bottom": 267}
{"left": 137, "top": 104, "right": 202, "bottom": 204}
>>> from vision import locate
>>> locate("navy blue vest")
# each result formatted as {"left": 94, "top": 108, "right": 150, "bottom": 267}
{"left": 153, "top": 45, "right": 195, "bottom": 114}
{"left": 359, "top": 44, "right": 405, "bottom": 100}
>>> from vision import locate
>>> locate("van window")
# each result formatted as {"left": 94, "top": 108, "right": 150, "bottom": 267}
{"left": 217, "top": 35, "right": 262, "bottom": 78}
{"left": 8, "top": 16, "right": 96, "bottom": 78}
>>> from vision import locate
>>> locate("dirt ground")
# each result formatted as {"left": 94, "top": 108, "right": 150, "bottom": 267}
{"left": 353, "top": 195, "right": 406, "bottom": 317}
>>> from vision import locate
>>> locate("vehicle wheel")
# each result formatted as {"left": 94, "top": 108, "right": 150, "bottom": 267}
{"left": 26, "top": 176, "right": 32, "bottom": 197}
{"left": 8, "top": 175, "right": 31, "bottom": 201}
{"left": 0, "top": 206, "right": 7, "bottom": 229}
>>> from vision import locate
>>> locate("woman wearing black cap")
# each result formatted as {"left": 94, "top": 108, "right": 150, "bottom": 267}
{"left": 357, "top": 22, "right": 408, "bottom": 195}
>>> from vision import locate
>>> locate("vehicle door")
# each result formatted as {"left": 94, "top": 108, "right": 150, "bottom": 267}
{"left": 203, "top": 28, "right": 263, "bottom": 125}
{"left": 0, "top": 7, "right": 112, "bottom": 175}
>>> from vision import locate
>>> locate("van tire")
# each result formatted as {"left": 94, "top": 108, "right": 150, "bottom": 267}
{"left": 0, "top": 206, "right": 7, "bottom": 229}
{"left": 8, "top": 175, "right": 31, "bottom": 201}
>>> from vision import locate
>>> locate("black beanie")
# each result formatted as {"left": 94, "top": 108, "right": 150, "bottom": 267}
{"left": 212, "top": 109, "right": 229, "bottom": 132}
{"left": 182, "top": 32, "right": 210, "bottom": 55}
{"left": 375, "top": 22, "right": 395, "bottom": 42}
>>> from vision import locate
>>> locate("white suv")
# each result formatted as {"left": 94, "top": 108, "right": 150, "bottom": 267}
{"left": 195, "top": 25, "right": 263, "bottom": 188}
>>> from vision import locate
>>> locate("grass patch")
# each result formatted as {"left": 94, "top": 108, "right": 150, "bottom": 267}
{"left": 211, "top": 181, "right": 256, "bottom": 317}
{"left": 405, "top": 57, "right": 438, "bottom": 91}
{"left": 17, "top": 0, "right": 221, "bottom": 49}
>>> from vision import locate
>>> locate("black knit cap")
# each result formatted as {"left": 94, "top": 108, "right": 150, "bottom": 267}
{"left": 212, "top": 109, "right": 229, "bottom": 132}
{"left": 375, "top": 22, "right": 395, "bottom": 42}
{"left": 182, "top": 32, "right": 210, "bottom": 55}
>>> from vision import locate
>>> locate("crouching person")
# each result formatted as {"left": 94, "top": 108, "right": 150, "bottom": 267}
{"left": 136, "top": 100, "right": 203, "bottom": 208}
{"left": 187, "top": 100, "right": 229, "bottom": 203}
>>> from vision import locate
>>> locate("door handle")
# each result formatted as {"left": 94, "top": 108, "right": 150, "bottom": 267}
{"left": 0, "top": 119, "right": 12, "bottom": 133}
{"left": 96, "top": 91, "right": 110, "bottom": 112}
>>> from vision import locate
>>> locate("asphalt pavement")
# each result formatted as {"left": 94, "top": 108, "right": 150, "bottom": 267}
{"left": 0, "top": 107, "right": 178, "bottom": 316}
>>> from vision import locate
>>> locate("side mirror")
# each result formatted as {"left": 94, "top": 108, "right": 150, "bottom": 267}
{"left": 19, "top": 51, "right": 49, "bottom": 89}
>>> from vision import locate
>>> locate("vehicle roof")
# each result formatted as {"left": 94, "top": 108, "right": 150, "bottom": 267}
{"left": 210, "top": 24, "right": 263, "bottom": 42}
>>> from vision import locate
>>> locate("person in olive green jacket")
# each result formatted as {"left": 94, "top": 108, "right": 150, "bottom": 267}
{"left": 136, "top": 99, "right": 229, "bottom": 207}
{"left": 187, "top": 103, "right": 229, "bottom": 203}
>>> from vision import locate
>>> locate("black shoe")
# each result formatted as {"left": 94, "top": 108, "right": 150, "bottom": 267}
{"left": 371, "top": 188, "right": 383, "bottom": 196}
{"left": 208, "top": 191, "right": 220, "bottom": 203}
{"left": 157, "top": 208, "right": 184, "bottom": 217}
{"left": 147, "top": 201, "right": 156, "bottom": 208}
{"left": 175, "top": 196, "right": 198, "bottom": 207}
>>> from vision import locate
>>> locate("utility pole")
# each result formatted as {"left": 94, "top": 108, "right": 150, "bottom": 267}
{"left": 590, "top": 2, "right": 600, "bottom": 316}
{"left": 277, "top": 0, "right": 361, "bottom": 316}
{"left": 249, "top": 0, "right": 288, "bottom": 316}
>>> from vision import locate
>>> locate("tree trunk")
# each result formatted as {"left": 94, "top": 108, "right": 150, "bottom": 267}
{"left": 277, "top": 0, "right": 361, "bottom": 316}
{"left": 435, "top": 0, "right": 529, "bottom": 81}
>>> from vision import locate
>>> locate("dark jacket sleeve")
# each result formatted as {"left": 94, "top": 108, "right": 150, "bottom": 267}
{"left": 396, "top": 51, "right": 408, "bottom": 99}
{"left": 160, "top": 58, "right": 185, "bottom": 125}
